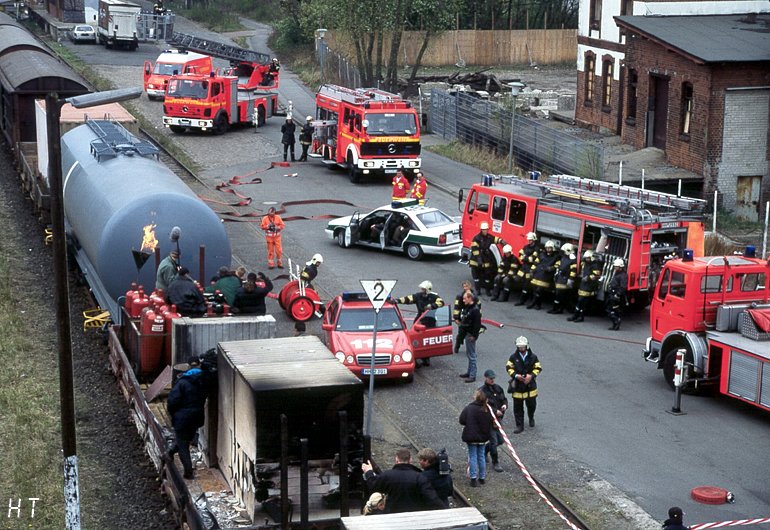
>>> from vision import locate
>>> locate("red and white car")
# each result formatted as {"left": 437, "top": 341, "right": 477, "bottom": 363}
{"left": 322, "top": 292, "right": 454, "bottom": 382}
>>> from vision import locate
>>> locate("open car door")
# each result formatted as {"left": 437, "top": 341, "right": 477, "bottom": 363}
{"left": 143, "top": 60, "right": 152, "bottom": 87}
{"left": 345, "top": 212, "right": 361, "bottom": 247}
{"left": 408, "top": 305, "right": 454, "bottom": 360}
{"left": 380, "top": 213, "right": 395, "bottom": 251}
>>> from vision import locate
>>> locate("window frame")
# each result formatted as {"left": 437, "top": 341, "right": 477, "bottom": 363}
{"left": 602, "top": 58, "right": 613, "bottom": 111}
{"left": 680, "top": 82, "right": 693, "bottom": 139}
{"left": 584, "top": 52, "right": 596, "bottom": 106}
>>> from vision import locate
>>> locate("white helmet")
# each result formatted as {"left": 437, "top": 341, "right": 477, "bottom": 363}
{"left": 306, "top": 115, "right": 313, "bottom": 121}
{"left": 419, "top": 280, "right": 432, "bottom": 291}
{"left": 583, "top": 250, "right": 594, "bottom": 260}
{"left": 545, "top": 240, "right": 556, "bottom": 250}
{"left": 561, "top": 243, "right": 573, "bottom": 253}
{"left": 503, "top": 244, "right": 513, "bottom": 254}
{"left": 480, "top": 222, "right": 490, "bottom": 230}
{"left": 515, "top": 336, "right": 529, "bottom": 347}
{"left": 526, "top": 232, "right": 537, "bottom": 241}
{"left": 312, "top": 253, "right": 324, "bottom": 264}
{"left": 613, "top": 258, "right": 625, "bottom": 268}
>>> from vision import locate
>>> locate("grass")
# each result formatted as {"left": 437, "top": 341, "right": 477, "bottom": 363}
{"left": 427, "top": 140, "right": 519, "bottom": 175}
{"left": 175, "top": 6, "right": 244, "bottom": 32}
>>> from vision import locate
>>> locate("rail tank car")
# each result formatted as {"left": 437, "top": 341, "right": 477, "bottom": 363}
{"left": 61, "top": 119, "right": 231, "bottom": 318}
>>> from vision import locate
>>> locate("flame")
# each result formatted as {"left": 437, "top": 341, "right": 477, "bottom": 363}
{"left": 140, "top": 223, "right": 158, "bottom": 253}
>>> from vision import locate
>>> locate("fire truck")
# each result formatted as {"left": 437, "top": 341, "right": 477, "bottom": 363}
{"left": 161, "top": 32, "right": 280, "bottom": 134}
{"left": 312, "top": 84, "right": 421, "bottom": 183}
{"left": 143, "top": 49, "right": 213, "bottom": 100}
{"left": 459, "top": 174, "right": 707, "bottom": 304}
{"left": 643, "top": 249, "right": 770, "bottom": 412}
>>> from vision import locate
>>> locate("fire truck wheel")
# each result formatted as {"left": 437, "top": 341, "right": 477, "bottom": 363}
{"left": 347, "top": 155, "right": 361, "bottom": 183}
{"left": 169, "top": 125, "right": 185, "bottom": 134}
{"left": 662, "top": 347, "right": 703, "bottom": 393}
{"left": 336, "top": 229, "right": 348, "bottom": 248}
{"left": 404, "top": 243, "right": 424, "bottom": 261}
{"left": 257, "top": 106, "right": 266, "bottom": 127}
{"left": 213, "top": 113, "right": 229, "bottom": 135}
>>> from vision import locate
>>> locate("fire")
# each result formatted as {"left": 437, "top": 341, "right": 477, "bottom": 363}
{"left": 140, "top": 223, "right": 158, "bottom": 253}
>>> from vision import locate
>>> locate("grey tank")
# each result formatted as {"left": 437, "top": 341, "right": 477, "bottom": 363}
{"left": 61, "top": 120, "right": 231, "bottom": 313}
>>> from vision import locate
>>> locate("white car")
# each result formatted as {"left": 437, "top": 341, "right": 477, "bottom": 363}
{"left": 325, "top": 199, "right": 461, "bottom": 260}
{"left": 70, "top": 25, "right": 96, "bottom": 44}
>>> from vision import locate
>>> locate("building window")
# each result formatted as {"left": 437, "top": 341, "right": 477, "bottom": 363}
{"left": 589, "top": 0, "right": 602, "bottom": 30}
{"left": 626, "top": 69, "right": 637, "bottom": 125}
{"left": 584, "top": 53, "right": 595, "bottom": 106}
{"left": 602, "top": 59, "right": 613, "bottom": 110}
{"left": 619, "top": 0, "right": 633, "bottom": 35}
{"left": 680, "top": 82, "right": 693, "bottom": 138}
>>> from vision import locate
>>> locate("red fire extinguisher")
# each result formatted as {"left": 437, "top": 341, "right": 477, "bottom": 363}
{"left": 162, "top": 304, "right": 182, "bottom": 367}
{"left": 149, "top": 289, "right": 165, "bottom": 311}
{"left": 124, "top": 282, "right": 138, "bottom": 315}
{"left": 131, "top": 288, "right": 150, "bottom": 319}
{"left": 139, "top": 307, "right": 165, "bottom": 378}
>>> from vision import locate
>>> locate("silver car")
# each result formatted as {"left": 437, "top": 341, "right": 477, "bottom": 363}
{"left": 70, "top": 25, "right": 96, "bottom": 44}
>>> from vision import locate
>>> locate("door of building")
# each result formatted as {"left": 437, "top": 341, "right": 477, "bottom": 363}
{"left": 646, "top": 75, "right": 669, "bottom": 149}
{"left": 736, "top": 176, "right": 762, "bottom": 221}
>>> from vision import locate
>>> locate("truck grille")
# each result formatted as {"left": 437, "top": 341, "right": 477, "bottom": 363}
{"left": 356, "top": 354, "right": 392, "bottom": 366}
{"left": 360, "top": 142, "right": 421, "bottom": 157}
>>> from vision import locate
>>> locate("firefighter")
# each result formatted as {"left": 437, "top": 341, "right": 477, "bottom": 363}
{"left": 260, "top": 206, "right": 285, "bottom": 269}
{"left": 469, "top": 222, "right": 507, "bottom": 297}
{"left": 491, "top": 244, "right": 520, "bottom": 302}
{"left": 515, "top": 232, "right": 541, "bottom": 306}
{"left": 298, "top": 116, "right": 314, "bottom": 162}
{"left": 395, "top": 280, "right": 444, "bottom": 367}
{"left": 606, "top": 258, "right": 628, "bottom": 330}
{"left": 549, "top": 243, "right": 577, "bottom": 315}
{"left": 301, "top": 254, "right": 323, "bottom": 288}
{"left": 453, "top": 280, "right": 480, "bottom": 354}
{"left": 392, "top": 171, "right": 409, "bottom": 201}
{"left": 410, "top": 172, "right": 428, "bottom": 205}
{"left": 281, "top": 116, "right": 296, "bottom": 162}
{"left": 567, "top": 250, "right": 603, "bottom": 323}
{"left": 506, "top": 336, "right": 542, "bottom": 434}
{"left": 527, "top": 240, "right": 559, "bottom": 310}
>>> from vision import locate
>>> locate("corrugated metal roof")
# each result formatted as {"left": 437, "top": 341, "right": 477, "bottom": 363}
{"left": 0, "top": 26, "right": 49, "bottom": 56}
{"left": 0, "top": 50, "right": 88, "bottom": 91}
{"left": 615, "top": 14, "right": 770, "bottom": 63}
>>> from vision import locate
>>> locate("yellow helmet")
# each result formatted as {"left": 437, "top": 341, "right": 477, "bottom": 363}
{"left": 480, "top": 222, "right": 490, "bottom": 230}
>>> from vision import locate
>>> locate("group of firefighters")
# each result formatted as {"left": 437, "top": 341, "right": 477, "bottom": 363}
{"left": 469, "top": 224, "right": 628, "bottom": 330}
{"left": 391, "top": 170, "right": 428, "bottom": 205}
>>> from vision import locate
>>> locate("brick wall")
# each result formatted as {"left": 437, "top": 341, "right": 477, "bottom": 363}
{"left": 575, "top": 55, "right": 623, "bottom": 133}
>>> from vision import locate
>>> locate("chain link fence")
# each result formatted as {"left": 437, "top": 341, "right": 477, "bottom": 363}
{"left": 430, "top": 88, "right": 604, "bottom": 179}
{"left": 316, "top": 39, "right": 362, "bottom": 89}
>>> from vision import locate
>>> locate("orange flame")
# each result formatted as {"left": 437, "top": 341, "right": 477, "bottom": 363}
{"left": 140, "top": 223, "right": 158, "bottom": 253}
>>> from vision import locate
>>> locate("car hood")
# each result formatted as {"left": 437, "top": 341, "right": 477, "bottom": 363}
{"left": 326, "top": 216, "right": 353, "bottom": 229}
{"left": 329, "top": 329, "right": 410, "bottom": 355}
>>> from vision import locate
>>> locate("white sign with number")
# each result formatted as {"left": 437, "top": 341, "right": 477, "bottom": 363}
{"left": 360, "top": 279, "right": 397, "bottom": 312}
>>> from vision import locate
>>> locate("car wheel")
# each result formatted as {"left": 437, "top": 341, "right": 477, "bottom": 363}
{"left": 336, "top": 229, "right": 348, "bottom": 248}
{"left": 405, "top": 243, "right": 424, "bottom": 261}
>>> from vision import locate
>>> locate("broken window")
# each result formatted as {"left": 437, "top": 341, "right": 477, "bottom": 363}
{"left": 681, "top": 82, "right": 693, "bottom": 136}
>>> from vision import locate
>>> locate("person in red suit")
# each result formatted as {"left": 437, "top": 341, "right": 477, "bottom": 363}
{"left": 392, "top": 171, "right": 409, "bottom": 201}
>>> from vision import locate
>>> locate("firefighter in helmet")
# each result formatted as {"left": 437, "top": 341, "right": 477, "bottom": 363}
{"left": 506, "top": 336, "right": 542, "bottom": 434}
{"left": 410, "top": 172, "right": 428, "bottom": 205}
{"left": 515, "top": 232, "right": 542, "bottom": 306}
{"left": 469, "top": 222, "right": 507, "bottom": 296}
{"left": 301, "top": 254, "right": 323, "bottom": 288}
{"left": 527, "top": 240, "right": 559, "bottom": 310}
{"left": 395, "top": 281, "right": 445, "bottom": 366}
{"left": 606, "top": 258, "right": 628, "bottom": 330}
{"left": 298, "top": 116, "right": 314, "bottom": 162}
{"left": 567, "top": 250, "right": 603, "bottom": 323}
{"left": 549, "top": 243, "right": 577, "bottom": 315}
{"left": 491, "top": 244, "right": 520, "bottom": 302}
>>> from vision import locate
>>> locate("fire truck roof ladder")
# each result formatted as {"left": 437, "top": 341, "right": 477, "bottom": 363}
{"left": 318, "top": 84, "right": 401, "bottom": 105}
{"left": 166, "top": 32, "right": 271, "bottom": 65}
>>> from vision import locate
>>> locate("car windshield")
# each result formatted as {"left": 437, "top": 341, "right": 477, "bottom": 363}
{"left": 336, "top": 307, "right": 404, "bottom": 332}
{"left": 154, "top": 63, "right": 183, "bottom": 76}
{"left": 166, "top": 79, "right": 208, "bottom": 99}
{"left": 365, "top": 113, "right": 417, "bottom": 135}
{"left": 416, "top": 210, "right": 453, "bottom": 228}
{"left": 76, "top": 26, "right": 93, "bottom": 32}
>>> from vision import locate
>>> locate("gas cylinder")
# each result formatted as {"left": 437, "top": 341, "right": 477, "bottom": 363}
{"left": 131, "top": 288, "right": 150, "bottom": 319}
{"left": 124, "top": 282, "right": 138, "bottom": 315}
{"left": 149, "top": 289, "right": 165, "bottom": 310}
{"left": 162, "top": 304, "right": 182, "bottom": 366}
{"left": 139, "top": 307, "right": 165, "bottom": 378}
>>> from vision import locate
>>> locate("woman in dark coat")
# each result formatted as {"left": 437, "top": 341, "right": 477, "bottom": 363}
{"left": 232, "top": 273, "right": 273, "bottom": 315}
{"left": 459, "top": 390, "right": 492, "bottom": 487}
{"left": 167, "top": 361, "right": 213, "bottom": 478}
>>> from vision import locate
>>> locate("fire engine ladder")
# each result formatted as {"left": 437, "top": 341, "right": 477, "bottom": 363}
{"left": 166, "top": 32, "right": 271, "bottom": 65}
{"left": 638, "top": 225, "right": 653, "bottom": 289}
{"left": 318, "top": 84, "right": 401, "bottom": 106}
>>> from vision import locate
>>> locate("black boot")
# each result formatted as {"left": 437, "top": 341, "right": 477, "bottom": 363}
{"left": 500, "top": 290, "right": 510, "bottom": 302}
{"left": 515, "top": 291, "right": 528, "bottom": 306}
{"left": 573, "top": 314, "right": 584, "bottom": 322}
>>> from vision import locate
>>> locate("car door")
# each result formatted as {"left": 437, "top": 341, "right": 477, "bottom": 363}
{"left": 380, "top": 213, "right": 395, "bottom": 250}
{"left": 408, "top": 305, "right": 454, "bottom": 359}
{"left": 344, "top": 212, "right": 361, "bottom": 247}
{"left": 143, "top": 60, "right": 153, "bottom": 88}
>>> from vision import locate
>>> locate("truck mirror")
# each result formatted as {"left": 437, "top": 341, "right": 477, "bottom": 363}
{"left": 145, "top": 64, "right": 151, "bottom": 75}
{"left": 458, "top": 189, "right": 464, "bottom": 211}
{"left": 413, "top": 323, "right": 426, "bottom": 332}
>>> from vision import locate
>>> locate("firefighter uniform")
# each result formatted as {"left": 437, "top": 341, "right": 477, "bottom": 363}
{"left": 605, "top": 259, "right": 628, "bottom": 330}
{"left": 549, "top": 244, "right": 577, "bottom": 315}
{"left": 410, "top": 173, "right": 427, "bottom": 205}
{"left": 469, "top": 224, "right": 507, "bottom": 296}
{"left": 527, "top": 241, "right": 559, "bottom": 310}
{"left": 491, "top": 246, "right": 520, "bottom": 302}
{"left": 515, "top": 233, "right": 542, "bottom": 306}
{"left": 453, "top": 282, "right": 481, "bottom": 353}
{"left": 395, "top": 284, "right": 445, "bottom": 315}
{"left": 392, "top": 172, "right": 409, "bottom": 201}
{"left": 260, "top": 208, "right": 285, "bottom": 269}
{"left": 301, "top": 254, "right": 323, "bottom": 288}
{"left": 568, "top": 252, "right": 603, "bottom": 323}
{"left": 506, "top": 337, "right": 542, "bottom": 433}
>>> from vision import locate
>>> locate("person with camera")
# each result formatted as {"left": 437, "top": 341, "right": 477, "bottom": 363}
{"left": 260, "top": 207, "right": 285, "bottom": 269}
{"left": 417, "top": 448, "right": 453, "bottom": 507}
{"left": 361, "top": 448, "right": 444, "bottom": 513}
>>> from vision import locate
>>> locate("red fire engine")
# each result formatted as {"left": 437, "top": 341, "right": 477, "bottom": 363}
{"left": 643, "top": 249, "right": 770, "bottom": 412}
{"left": 161, "top": 32, "right": 280, "bottom": 134}
{"left": 459, "top": 174, "right": 707, "bottom": 304}
{"left": 312, "top": 84, "right": 421, "bottom": 183}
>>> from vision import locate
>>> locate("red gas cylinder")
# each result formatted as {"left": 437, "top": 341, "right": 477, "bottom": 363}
{"left": 149, "top": 289, "right": 165, "bottom": 310}
{"left": 131, "top": 288, "right": 150, "bottom": 319}
{"left": 162, "top": 305, "right": 182, "bottom": 367}
{"left": 124, "top": 282, "right": 138, "bottom": 315}
{"left": 139, "top": 308, "right": 165, "bottom": 378}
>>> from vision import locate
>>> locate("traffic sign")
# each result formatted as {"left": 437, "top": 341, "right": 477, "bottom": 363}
{"left": 360, "top": 279, "right": 397, "bottom": 312}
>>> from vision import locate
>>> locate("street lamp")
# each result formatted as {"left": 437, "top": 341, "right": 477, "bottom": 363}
{"left": 316, "top": 28, "right": 327, "bottom": 86}
{"left": 507, "top": 81, "right": 525, "bottom": 174}
{"left": 46, "top": 86, "right": 142, "bottom": 530}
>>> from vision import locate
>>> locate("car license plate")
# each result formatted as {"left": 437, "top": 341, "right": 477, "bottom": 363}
{"left": 362, "top": 368, "right": 388, "bottom": 375}
{"left": 384, "top": 169, "right": 397, "bottom": 174}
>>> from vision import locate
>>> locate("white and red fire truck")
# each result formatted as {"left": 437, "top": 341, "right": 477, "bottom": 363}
{"left": 312, "top": 84, "right": 421, "bottom": 183}
{"left": 459, "top": 174, "right": 707, "bottom": 304}
{"left": 143, "top": 49, "right": 213, "bottom": 100}
{"left": 161, "top": 32, "right": 280, "bottom": 134}
{"left": 643, "top": 249, "right": 770, "bottom": 412}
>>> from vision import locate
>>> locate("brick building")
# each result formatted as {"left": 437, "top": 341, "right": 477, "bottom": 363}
{"left": 575, "top": 1, "right": 770, "bottom": 219}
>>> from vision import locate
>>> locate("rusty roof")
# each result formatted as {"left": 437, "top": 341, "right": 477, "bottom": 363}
{"left": 0, "top": 49, "right": 88, "bottom": 92}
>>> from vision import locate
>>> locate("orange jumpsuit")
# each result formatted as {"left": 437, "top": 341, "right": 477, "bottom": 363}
{"left": 260, "top": 213, "right": 285, "bottom": 268}
{"left": 410, "top": 177, "right": 427, "bottom": 205}
{"left": 392, "top": 173, "right": 409, "bottom": 200}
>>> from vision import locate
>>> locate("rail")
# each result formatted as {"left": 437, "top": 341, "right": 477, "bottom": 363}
{"left": 167, "top": 31, "right": 270, "bottom": 65}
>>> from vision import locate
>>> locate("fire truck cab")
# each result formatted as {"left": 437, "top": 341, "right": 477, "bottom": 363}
{"left": 459, "top": 174, "right": 706, "bottom": 304}
{"left": 313, "top": 84, "right": 421, "bottom": 183}
{"left": 643, "top": 250, "right": 770, "bottom": 411}
{"left": 143, "top": 49, "right": 213, "bottom": 100}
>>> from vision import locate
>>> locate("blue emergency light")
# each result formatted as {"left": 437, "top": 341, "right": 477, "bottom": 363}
{"left": 341, "top": 292, "right": 370, "bottom": 302}
{"left": 744, "top": 246, "right": 756, "bottom": 258}
{"left": 392, "top": 198, "right": 419, "bottom": 209}
{"left": 682, "top": 249, "right": 694, "bottom": 262}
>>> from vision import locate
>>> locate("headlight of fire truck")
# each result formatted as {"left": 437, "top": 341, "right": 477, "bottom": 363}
{"left": 148, "top": 83, "right": 155, "bottom": 89}
{"left": 401, "top": 350, "right": 413, "bottom": 363}
{"left": 335, "top": 351, "right": 346, "bottom": 363}
{"left": 407, "top": 161, "right": 419, "bottom": 167}
{"left": 362, "top": 161, "right": 375, "bottom": 168}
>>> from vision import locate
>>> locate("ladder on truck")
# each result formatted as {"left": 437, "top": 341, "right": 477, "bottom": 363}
{"left": 318, "top": 84, "right": 402, "bottom": 106}
{"left": 166, "top": 32, "right": 271, "bottom": 65}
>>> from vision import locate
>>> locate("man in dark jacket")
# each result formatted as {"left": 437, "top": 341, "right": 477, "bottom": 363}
{"left": 417, "top": 448, "right": 453, "bottom": 508}
{"left": 459, "top": 390, "right": 492, "bottom": 487}
{"left": 662, "top": 506, "right": 690, "bottom": 530}
{"left": 361, "top": 448, "right": 445, "bottom": 513}
{"left": 167, "top": 358, "right": 213, "bottom": 479}
{"left": 166, "top": 267, "right": 206, "bottom": 316}
{"left": 605, "top": 258, "right": 628, "bottom": 330}
{"left": 506, "top": 336, "right": 542, "bottom": 434}
{"left": 232, "top": 272, "right": 273, "bottom": 315}
{"left": 212, "top": 266, "right": 241, "bottom": 306}
{"left": 280, "top": 116, "right": 296, "bottom": 162}
{"left": 298, "top": 116, "right": 314, "bottom": 162}
{"left": 479, "top": 369, "right": 508, "bottom": 472}
{"left": 453, "top": 281, "right": 480, "bottom": 354}
{"left": 468, "top": 222, "right": 507, "bottom": 296}
{"left": 458, "top": 291, "right": 482, "bottom": 383}
{"left": 490, "top": 245, "right": 520, "bottom": 302}
{"left": 527, "top": 240, "right": 559, "bottom": 310}
{"left": 568, "top": 250, "right": 603, "bottom": 323}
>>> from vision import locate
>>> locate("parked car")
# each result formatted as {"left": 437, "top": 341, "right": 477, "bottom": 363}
{"left": 324, "top": 199, "right": 462, "bottom": 261}
{"left": 70, "top": 25, "right": 96, "bottom": 44}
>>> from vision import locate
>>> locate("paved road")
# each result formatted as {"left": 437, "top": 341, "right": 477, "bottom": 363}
{"left": 61, "top": 17, "right": 770, "bottom": 529}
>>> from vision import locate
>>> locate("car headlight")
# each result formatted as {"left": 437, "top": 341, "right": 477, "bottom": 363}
{"left": 346, "top": 355, "right": 354, "bottom": 364}
{"left": 363, "top": 161, "right": 374, "bottom": 168}
{"left": 335, "top": 351, "right": 345, "bottom": 362}
{"left": 408, "top": 161, "right": 419, "bottom": 167}
{"left": 402, "top": 350, "right": 413, "bottom": 363}
{"left": 148, "top": 83, "right": 155, "bottom": 89}
{"left": 394, "top": 354, "right": 401, "bottom": 363}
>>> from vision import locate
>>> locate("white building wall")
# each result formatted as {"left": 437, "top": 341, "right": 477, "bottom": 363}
{"left": 634, "top": 1, "right": 770, "bottom": 16}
